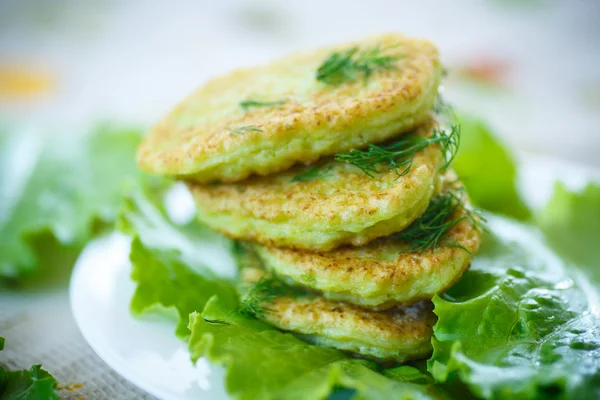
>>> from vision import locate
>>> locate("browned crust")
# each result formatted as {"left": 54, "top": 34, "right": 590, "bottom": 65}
{"left": 137, "top": 33, "right": 441, "bottom": 181}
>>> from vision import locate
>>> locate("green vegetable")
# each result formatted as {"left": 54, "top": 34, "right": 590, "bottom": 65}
{"left": 123, "top": 181, "right": 451, "bottom": 399}
{"left": 291, "top": 164, "right": 332, "bottom": 183}
{"left": 293, "top": 124, "right": 458, "bottom": 183}
{"left": 316, "top": 45, "right": 401, "bottom": 85}
{"left": 537, "top": 182, "right": 600, "bottom": 283}
{"left": 125, "top": 149, "right": 600, "bottom": 400}
{"left": 0, "top": 338, "right": 59, "bottom": 399}
{"left": 240, "top": 100, "right": 286, "bottom": 112}
{"left": 429, "top": 215, "right": 600, "bottom": 399}
{"left": 119, "top": 183, "right": 237, "bottom": 338}
{"left": 453, "top": 114, "right": 531, "bottom": 220}
{"left": 239, "top": 275, "right": 315, "bottom": 318}
{"left": 189, "top": 297, "right": 446, "bottom": 400}
{"left": 0, "top": 125, "right": 141, "bottom": 280}
{"left": 393, "top": 190, "right": 480, "bottom": 254}
{"left": 334, "top": 125, "right": 459, "bottom": 178}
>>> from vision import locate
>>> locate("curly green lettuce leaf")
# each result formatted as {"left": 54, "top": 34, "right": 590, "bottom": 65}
{"left": 453, "top": 113, "right": 531, "bottom": 220}
{"left": 120, "top": 183, "right": 237, "bottom": 338}
{"left": 429, "top": 216, "right": 600, "bottom": 399}
{"left": 123, "top": 187, "right": 448, "bottom": 400}
{"left": 0, "top": 125, "right": 141, "bottom": 279}
{"left": 126, "top": 168, "right": 600, "bottom": 399}
{"left": 0, "top": 337, "right": 59, "bottom": 399}
{"left": 124, "top": 186, "right": 449, "bottom": 399}
{"left": 382, "top": 365, "right": 433, "bottom": 384}
{"left": 537, "top": 182, "right": 600, "bottom": 284}
{"left": 189, "top": 297, "right": 447, "bottom": 400}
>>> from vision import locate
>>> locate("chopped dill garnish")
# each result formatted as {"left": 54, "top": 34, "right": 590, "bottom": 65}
{"left": 241, "top": 275, "right": 312, "bottom": 318}
{"left": 334, "top": 124, "right": 460, "bottom": 178}
{"left": 316, "top": 45, "right": 401, "bottom": 85}
{"left": 240, "top": 99, "right": 286, "bottom": 112}
{"left": 394, "top": 190, "right": 482, "bottom": 254}
{"left": 291, "top": 164, "right": 332, "bottom": 183}
{"left": 437, "top": 124, "right": 461, "bottom": 170}
{"left": 227, "top": 125, "right": 263, "bottom": 136}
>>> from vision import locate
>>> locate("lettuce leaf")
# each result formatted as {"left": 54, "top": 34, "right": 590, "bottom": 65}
{"left": 0, "top": 125, "right": 141, "bottom": 279}
{"left": 123, "top": 182, "right": 449, "bottom": 400}
{"left": 126, "top": 171, "right": 600, "bottom": 399}
{"left": 119, "top": 184, "right": 237, "bottom": 338}
{"left": 189, "top": 297, "right": 448, "bottom": 400}
{"left": 453, "top": 113, "right": 531, "bottom": 221}
{"left": 428, "top": 216, "right": 600, "bottom": 399}
{"left": 537, "top": 182, "right": 600, "bottom": 284}
{"left": 0, "top": 337, "right": 59, "bottom": 399}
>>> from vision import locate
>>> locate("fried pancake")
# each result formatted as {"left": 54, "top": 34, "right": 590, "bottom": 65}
{"left": 250, "top": 178, "right": 481, "bottom": 310}
{"left": 137, "top": 33, "right": 442, "bottom": 182}
{"left": 239, "top": 267, "right": 435, "bottom": 363}
{"left": 188, "top": 123, "right": 443, "bottom": 251}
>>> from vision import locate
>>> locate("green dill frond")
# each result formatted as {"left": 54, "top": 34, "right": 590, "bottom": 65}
{"left": 394, "top": 190, "right": 483, "bottom": 254}
{"left": 316, "top": 45, "right": 401, "bottom": 85}
{"left": 291, "top": 164, "right": 332, "bottom": 183}
{"left": 227, "top": 125, "right": 263, "bottom": 136}
{"left": 240, "top": 275, "right": 311, "bottom": 318}
{"left": 435, "top": 124, "right": 460, "bottom": 170}
{"left": 334, "top": 125, "right": 460, "bottom": 178}
{"left": 240, "top": 99, "right": 286, "bottom": 112}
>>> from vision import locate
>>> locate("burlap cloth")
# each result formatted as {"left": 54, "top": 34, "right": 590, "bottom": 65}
{"left": 0, "top": 288, "right": 157, "bottom": 400}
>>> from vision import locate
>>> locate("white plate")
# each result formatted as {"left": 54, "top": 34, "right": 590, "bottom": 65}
{"left": 70, "top": 156, "right": 600, "bottom": 400}
{"left": 69, "top": 233, "right": 231, "bottom": 400}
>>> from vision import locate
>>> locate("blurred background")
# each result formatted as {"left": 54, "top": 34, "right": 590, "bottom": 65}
{"left": 1, "top": 0, "right": 599, "bottom": 165}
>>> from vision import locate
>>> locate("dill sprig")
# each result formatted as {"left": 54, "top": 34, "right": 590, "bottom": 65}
{"left": 394, "top": 190, "right": 482, "bottom": 254}
{"left": 240, "top": 99, "right": 286, "bottom": 112}
{"left": 291, "top": 163, "right": 333, "bottom": 183}
{"left": 292, "top": 164, "right": 322, "bottom": 183}
{"left": 316, "top": 45, "right": 401, "bottom": 85}
{"left": 437, "top": 124, "right": 460, "bottom": 170}
{"left": 334, "top": 125, "right": 460, "bottom": 178}
{"left": 227, "top": 125, "right": 263, "bottom": 136}
{"left": 241, "top": 275, "right": 311, "bottom": 318}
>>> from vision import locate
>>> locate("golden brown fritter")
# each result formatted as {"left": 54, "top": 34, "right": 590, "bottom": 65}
{"left": 187, "top": 122, "right": 443, "bottom": 251}
{"left": 251, "top": 177, "right": 481, "bottom": 309}
{"left": 239, "top": 267, "right": 436, "bottom": 363}
{"left": 137, "top": 33, "right": 442, "bottom": 182}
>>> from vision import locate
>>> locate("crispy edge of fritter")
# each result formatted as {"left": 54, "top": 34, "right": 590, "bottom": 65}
{"left": 187, "top": 123, "right": 443, "bottom": 251}
{"left": 254, "top": 178, "right": 481, "bottom": 309}
{"left": 137, "top": 33, "right": 441, "bottom": 182}
{"left": 239, "top": 267, "right": 435, "bottom": 363}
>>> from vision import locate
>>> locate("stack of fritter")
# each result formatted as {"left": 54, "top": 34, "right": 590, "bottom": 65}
{"left": 137, "top": 33, "right": 481, "bottom": 363}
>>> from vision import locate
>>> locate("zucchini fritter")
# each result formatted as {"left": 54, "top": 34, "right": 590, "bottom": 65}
{"left": 137, "top": 33, "right": 442, "bottom": 182}
{"left": 250, "top": 178, "right": 481, "bottom": 309}
{"left": 239, "top": 267, "right": 436, "bottom": 363}
{"left": 188, "top": 123, "right": 443, "bottom": 251}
